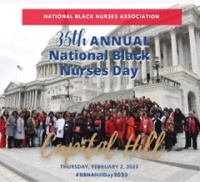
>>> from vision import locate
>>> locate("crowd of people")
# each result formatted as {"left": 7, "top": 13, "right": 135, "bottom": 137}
{"left": 0, "top": 96, "right": 200, "bottom": 152}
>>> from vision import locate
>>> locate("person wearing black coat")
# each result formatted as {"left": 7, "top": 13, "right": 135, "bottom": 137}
{"left": 173, "top": 108, "right": 186, "bottom": 151}
{"left": 62, "top": 112, "right": 74, "bottom": 146}
{"left": 93, "top": 112, "right": 105, "bottom": 147}
{"left": 151, "top": 113, "right": 162, "bottom": 149}
{"left": 84, "top": 113, "right": 95, "bottom": 147}
{"left": 73, "top": 114, "right": 86, "bottom": 146}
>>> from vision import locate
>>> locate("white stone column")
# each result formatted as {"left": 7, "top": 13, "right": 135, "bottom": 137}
{"left": 114, "top": 60, "right": 121, "bottom": 91}
{"left": 9, "top": 96, "right": 11, "bottom": 107}
{"left": 162, "top": 42, "right": 168, "bottom": 68}
{"left": 141, "top": 60, "right": 147, "bottom": 80}
{"left": 195, "top": 28, "right": 200, "bottom": 74}
{"left": 38, "top": 67, "right": 39, "bottom": 77}
{"left": 57, "top": 64, "right": 60, "bottom": 75}
{"left": 4, "top": 97, "right": 6, "bottom": 107}
{"left": 18, "top": 92, "right": 21, "bottom": 109}
{"left": 8, "top": 96, "right": 10, "bottom": 107}
{"left": 47, "top": 64, "right": 50, "bottom": 76}
{"left": 27, "top": 92, "right": 30, "bottom": 108}
{"left": 25, "top": 92, "right": 28, "bottom": 108}
{"left": 23, "top": 93, "right": 25, "bottom": 107}
{"left": 149, "top": 47, "right": 155, "bottom": 78}
{"left": 5, "top": 97, "right": 7, "bottom": 107}
{"left": 46, "top": 65, "right": 47, "bottom": 76}
{"left": 96, "top": 61, "right": 101, "bottom": 88}
{"left": 45, "top": 65, "right": 47, "bottom": 76}
{"left": 39, "top": 67, "right": 41, "bottom": 77}
{"left": 41, "top": 66, "right": 43, "bottom": 76}
{"left": 40, "top": 91, "right": 44, "bottom": 108}
{"left": 50, "top": 65, "right": 52, "bottom": 76}
{"left": 25, "top": 92, "right": 27, "bottom": 108}
{"left": 10, "top": 96, "right": 12, "bottom": 107}
{"left": 15, "top": 94, "right": 16, "bottom": 107}
{"left": 170, "top": 29, "right": 178, "bottom": 66}
{"left": 11, "top": 95, "right": 13, "bottom": 107}
{"left": 126, "top": 47, "right": 135, "bottom": 89}
{"left": 35, "top": 90, "right": 38, "bottom": 109}
{"left": 12, "top": 94, "right": 14, "bottom": 108}
{"left": 177, "top": 36, "right": 184, "bottom": 67}
{"left": 29, "top": 91, "right": 31, "bottom": 109}
{"left": 14, "top": 93, "right": 18, "bottom": 108}
{"left": 105, "top": 52, "right": 111, "bottom": 92}
{"left": 10, "top": 95, "right": 12, "bottom": 107}
{"left": 154, "top": 35, "right": 161, "bottom": 77}
{"left": 31, "top": 91, "right": 33, "bottom": 109}
{"left": 8, "top": 96, "right": 9, "bottom": 107}
{"left": 43, "top": 65, "right": 46, "bottom": 76}
{"left": 6, "top": 96, "right": 8, "bottom": 107}
{"left": 15, "top": 93, "right": 17, "bottom": 108}
{"left": 188, "top": 23, "right": 199, "bottom": 75}
{"left": 30, "top": 90, "right": 33, "bottom": 109}
{"left": 53, "top": 64, "right": 56, "bottom": 76}
{"left": 154, "top": 34, "right": 161, "bottom": 59}
{"left": 32, "top": 90, "right": 35, "bottom": 109}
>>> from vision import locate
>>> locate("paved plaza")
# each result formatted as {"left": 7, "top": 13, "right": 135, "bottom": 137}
{"left": 0, "top": 136, "right": 200, "bottom": 182}
{"left": 0, "top": 165, "right": 28, "bottom": 182}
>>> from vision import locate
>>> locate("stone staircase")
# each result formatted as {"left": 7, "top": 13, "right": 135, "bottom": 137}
{"left": 67, "top": 89, "right": 134, "bottom": 112}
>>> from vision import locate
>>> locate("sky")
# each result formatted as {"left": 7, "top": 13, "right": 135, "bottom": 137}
{"left": 0, "top": 0, "right": 199, "bottom": 94}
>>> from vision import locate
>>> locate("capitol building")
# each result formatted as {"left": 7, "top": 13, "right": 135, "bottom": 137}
{"left": 0, "top": 4, "right": 200, "bottom": 116}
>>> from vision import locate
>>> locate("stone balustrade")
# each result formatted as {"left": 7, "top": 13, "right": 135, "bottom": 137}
{"left": 160, "top": 65, "right": 199, "bottom": 78}
{"left": 135, "top": 75, "right": 181, "bottom": 88}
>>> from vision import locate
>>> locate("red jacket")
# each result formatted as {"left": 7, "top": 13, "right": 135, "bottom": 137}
{"left": 185, "top": 116, "right": 200, "bottom": 134}
{"left": 116, "top": 118, "right": 126, "bottom": 133}
{"left": 0, "top": 117, "right": 6, "bottom": 131}
{"left": 105, "top": 120, "right": 117, "bottom": 137}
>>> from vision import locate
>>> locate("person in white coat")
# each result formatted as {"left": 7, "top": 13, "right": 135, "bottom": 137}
{"left": 14, "top": 111, "right": 25, "bottom": 148}
{"left": 55, "top": 112, "right": 65, "bottom": 145}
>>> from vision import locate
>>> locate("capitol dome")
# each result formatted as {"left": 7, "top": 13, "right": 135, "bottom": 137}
{"left": 36, "top": 26, "right": 83, "bottom": 80}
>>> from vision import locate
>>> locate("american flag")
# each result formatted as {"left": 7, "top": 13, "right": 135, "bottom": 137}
{"left": 17, "top": 65, "right": 23, "bottom": 71}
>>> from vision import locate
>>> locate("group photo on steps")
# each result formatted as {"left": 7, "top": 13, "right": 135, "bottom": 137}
{"left": 0, "top": 96, "right": 199, "bottom": 152}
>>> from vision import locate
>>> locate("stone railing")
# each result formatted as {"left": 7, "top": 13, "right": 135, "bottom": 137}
{"left": 160, "top": 65, "right": 198, "bottom": 78}
{"left": 51, "top": 94, "right": 82, "bottom": 101}
{"left": 135, "top": 75, "right": 181, "bottom": 88}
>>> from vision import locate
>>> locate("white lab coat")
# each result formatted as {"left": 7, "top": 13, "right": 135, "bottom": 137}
{"left": 56, "top": 118, "right": 65, "bottom": 138}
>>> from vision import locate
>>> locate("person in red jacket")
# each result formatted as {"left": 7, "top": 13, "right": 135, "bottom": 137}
{"left": 116, "top": 112, "right": 126, "bottom": 150}
{"left": 184, "top": 111, "right": 200, "bottom": 150}
{"left": 105, "top": 115, "right": 117, "bottom": 142}
{"left": 162, "top": 110, "right": 174, "bottom": 152}
{"left": 0, "top": 110, "right": 9, "bottom": 148}
{"left": 125, "top": 112, "right": 136, "bottom": 143}
{"left": 139, "top": 112, "right": 153, "bottom": 149}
